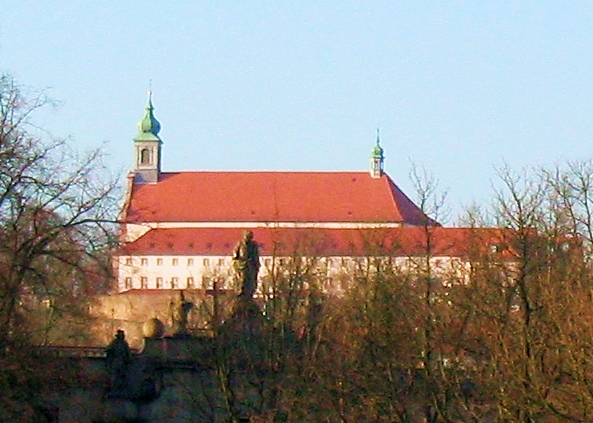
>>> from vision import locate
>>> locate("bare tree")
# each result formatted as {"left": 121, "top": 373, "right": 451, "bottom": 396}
{"left": 0, "top": 74, "right": 120, "bottom": 421}
{"left": 451, "top": 163, "right": 593, "bottom": 423}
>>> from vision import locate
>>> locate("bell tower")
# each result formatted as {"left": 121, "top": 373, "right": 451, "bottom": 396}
{"left": 134, "top": 91, "right": 162, "bottom": 184}
{"left": 370, "top": 129, "right": 384, "bottom": 179}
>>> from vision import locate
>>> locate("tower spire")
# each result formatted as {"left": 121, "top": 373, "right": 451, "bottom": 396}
{"left": 135, "top": 90, "right": 161, "bottom": 140}
{"left": 370, "top": 128, "right": 385, "bottom": 178}
{"left": 133, "top": 91, "right": 163, "bottom": 184}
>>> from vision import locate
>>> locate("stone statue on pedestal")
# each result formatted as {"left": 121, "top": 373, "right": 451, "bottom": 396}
{"left": 233, "top": 230, "right": 260, "bottom": 299}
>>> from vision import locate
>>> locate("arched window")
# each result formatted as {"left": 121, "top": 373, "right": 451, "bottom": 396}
{"left": 140, "top": 148, "right": 151, "bottom": 165}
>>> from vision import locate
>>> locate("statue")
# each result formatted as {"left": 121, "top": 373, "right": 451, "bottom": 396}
{"left": 233, "top": 231, "right": 260, "bottom": 299}
{"left": 105, "top": 330, "right": 132, "bottom": 395}
{"left": 170, "top": 290, "right": 192, "bottom": 337}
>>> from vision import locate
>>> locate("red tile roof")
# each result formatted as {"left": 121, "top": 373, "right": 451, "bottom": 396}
{"left": 120, "top": 226, "right": 517, "bottom": 259}
{"left": 124, "top": 172, "right": 435, "bottom": 225}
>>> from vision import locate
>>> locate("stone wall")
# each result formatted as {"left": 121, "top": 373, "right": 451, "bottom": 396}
{"left": 88, "top": 289, "right": 236, "bottom": 349}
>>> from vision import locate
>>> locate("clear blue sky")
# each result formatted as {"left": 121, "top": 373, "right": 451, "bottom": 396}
{"left": 1, "top": 1, "right": 592, "bottom": 220}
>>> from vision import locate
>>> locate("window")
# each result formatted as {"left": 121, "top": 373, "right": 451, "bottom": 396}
{"left": 124, "top": 277, "right": 132, "bottom": 289}
{"left": 125, "top": 257, "right": 132, "bottom": 266}
{"left": 218, "top": 258, "right": 224, "bottom": 266}
{"left": 140, "top": 277, "right": 147, "bottom": 289}
{"left": 156, "top": 277, "right": 163, "bottom": 289}
{"left": 157, "top": 258, "right": 163, "bottom": 266}
{"left": 264, "top": 258, "right": 271, "bottom": 267}
{"left": 187, "top": 258, "right": 194, "bottom": 266}
{"left": 187, "top": 277, "right": 194, "bottom": 288}
{"left": 203, "top": 258, "right": 210, "bottom": 266}
{"left": 172, "top": 258, "right": 179, "bottom": 266}
{"left": 140, "top": 148, "right": 150, "bottom": 165}
{"left": 141, "top": 258, "right": 148, "bottom": 266}
{"left": 171, "top": 277, "right": 179, "bottom": 289}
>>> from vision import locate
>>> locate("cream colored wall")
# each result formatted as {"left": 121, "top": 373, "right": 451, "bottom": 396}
{"left": 116, "top": 253, "right": 473, "bottom": 293}
{"left": 122, "top": 223, "right": 153, "bottom": 243}
{"left": 117, "top": 255, "right": 233, "bottom": 291}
